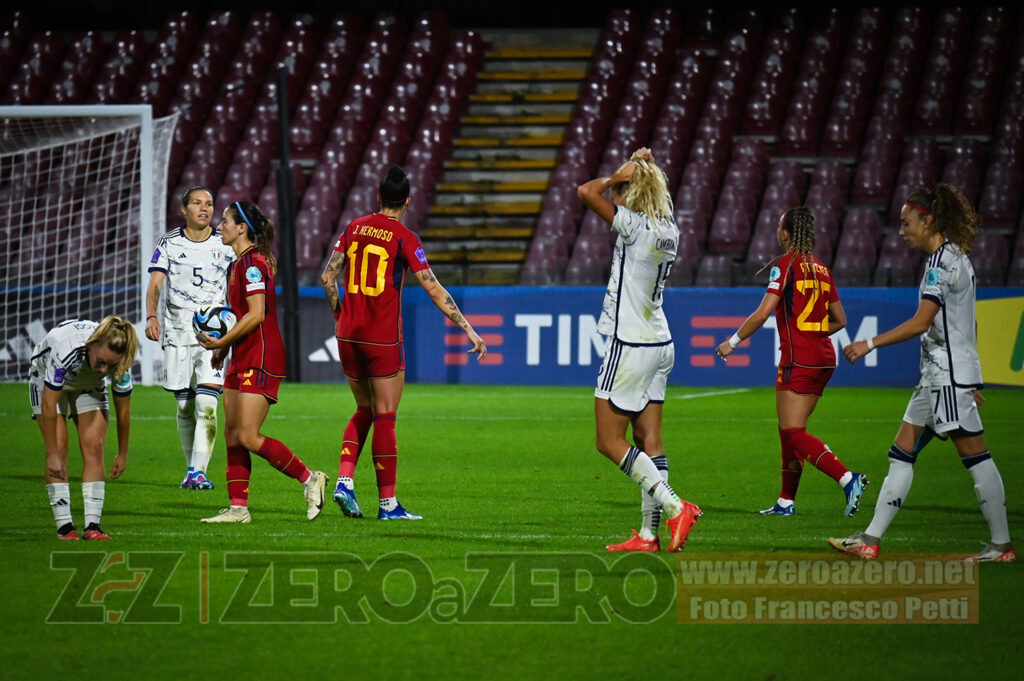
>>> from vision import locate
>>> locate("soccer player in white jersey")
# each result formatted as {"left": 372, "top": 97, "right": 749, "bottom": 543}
{"left": 30, "top": 317, "right": 138, "bottom": 540}
{"left": 145, "top": 186, "right": 235, "bottom": 489}
{"left": 830, "top": 184, "right": 1015, "bottom": 562}
{"left": 578, "top": 147, "right": 702, "bottom": 553}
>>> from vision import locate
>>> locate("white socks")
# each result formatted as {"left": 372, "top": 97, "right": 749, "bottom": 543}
{"left": 192, "top": 389, "right": 219, "bottom": 473}
{"left": 47, "top": 482, "right": 105, "bottom": 530}
{"left": 865, "top": 459, "right": 914, "bottom": 539}
{"left": 963, "top": 453, "right": 1011, "bottom": 545}
{"left": 46, "top": 482, "right": 72, "bottom": 530}
{"left": 82, "top": 481, "right": 105, "bottom": 527}
{"left": 640, "top": 455, "right": 669, "bottom": 540}
{"left": 175, "top": 389, "right": 196, "bottom": 468}
{"left": 620, "top": 447, "right": 682, "bottom": 518}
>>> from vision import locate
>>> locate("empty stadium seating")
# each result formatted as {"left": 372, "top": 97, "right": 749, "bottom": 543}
{"left": 3, "top": 6, "right": 1021, "bottom": 289}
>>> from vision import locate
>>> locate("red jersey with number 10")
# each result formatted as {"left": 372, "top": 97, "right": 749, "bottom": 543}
{"left": 226, "top": 246, "right": 285, "bottom": 376}
{"left": 768, "top": 252, "right": 840, "bottom": 368}
{"left": 333, "top": 213, "right": 431, "bottom": 345}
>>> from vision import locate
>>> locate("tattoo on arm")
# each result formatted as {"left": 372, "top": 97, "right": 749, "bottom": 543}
{"left": 321, "top": 252, "right": 344, "bottom": 309}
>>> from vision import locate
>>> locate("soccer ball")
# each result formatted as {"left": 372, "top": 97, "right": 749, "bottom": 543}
{"left": 192, "top": 304, "right": 236, "bottom": 340}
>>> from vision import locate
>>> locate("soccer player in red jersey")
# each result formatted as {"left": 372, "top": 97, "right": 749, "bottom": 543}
{"left": 717, "top": 206, "right": 868, "bottom": 517}
{"left": 321, "top": 166, "right": 487, "bottom": 520}
{"left": 198, "top": 201, "right": 328, "bottom": 524}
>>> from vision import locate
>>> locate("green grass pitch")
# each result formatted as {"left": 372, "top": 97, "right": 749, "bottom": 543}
{"left": 1, "top": 382, "right": 1021, "bottom": 680}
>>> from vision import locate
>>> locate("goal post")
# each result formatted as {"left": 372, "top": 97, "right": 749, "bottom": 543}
{"left": 0, "top": 105, "right": 178, "bottom": 385}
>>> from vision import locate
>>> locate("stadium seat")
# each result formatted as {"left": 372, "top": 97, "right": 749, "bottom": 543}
{"left": 940, "top": 161, "right": 982, "bottom": 205}
{"left": 1007, "top": 221, "right": 1024, "bottom": 285}
{"left": 706, "top": 207, "right": 751, "bottom": 255}
{"left": 694, "top": 254, "right": 733, "bottom": 287}
{"left": 873, "top": 234, "right": 920, "bottom": 286}
{"left": 971, "top": 232, "right": 1010, "bottom": 286}
{"left": 841, "top": 208, "right": 884, "bottom": 247}
{"left": 850, "top": 160, "right": 894, "bottom": 206}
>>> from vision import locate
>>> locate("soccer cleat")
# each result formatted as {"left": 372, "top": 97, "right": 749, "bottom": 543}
{"left": 57, "top": 523, "right": 79, "bottom": 541}
{"left": 665, "top": 500, "right": 702, "bottom": 552}
{"left": 966, "top": 544, "right": 1017, "bottom": 563}
{"left": 759, "top": 502, "right": 795, "bottom": 516}
{"left": 606, "top": 529, "right": 660, "bottom": 552}
{"left": 192, "top": 471, "right": 214, "bottom": 490}
{"left": 378, "top": 502, "right": 423, "bottom": 520}
{"left": 179, "top": 471, "right": 195, "bottom": 489}
{"left": 201, "top": 507, "right": 252, "bottom": 524}
{"left": 305, "top": 471, "right": 328, "bottom": 520}
{"left": 83, "top": 523, "right": 111, "bottom": 540}
{"left": 827, "top": 532, "right": 879, "bottom": 560}
{"left": 333, "top": 484, "right": 363, "bottom": 518}
{"left": 842, "top": 473, "right": 869, "bottom": 517}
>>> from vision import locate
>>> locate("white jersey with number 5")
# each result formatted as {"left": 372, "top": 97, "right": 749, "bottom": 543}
{"left": 918, "top": 242, "right": 982, "bottom": 388}
{"left": 597, "top": 206, "right": 678, "bottom": 345}
{"left": 149, "top": 227, "right": 234, "bottom": 347}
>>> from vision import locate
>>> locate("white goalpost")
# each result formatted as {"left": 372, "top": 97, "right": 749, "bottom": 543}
{"left": 0, "top": 105, "right": 178, "bottom": 385}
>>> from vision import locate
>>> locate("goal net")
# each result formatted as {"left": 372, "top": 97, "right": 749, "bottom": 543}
{"left": 0, "top": 105, "right": 178, "bottom": 385}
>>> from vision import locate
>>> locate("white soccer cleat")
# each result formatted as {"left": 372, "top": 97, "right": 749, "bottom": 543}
{"left": 305, "top": 471, "right": 328, "bottom": 520}
{"left": 201, "top": 506, "right": 251, "bottom": 524}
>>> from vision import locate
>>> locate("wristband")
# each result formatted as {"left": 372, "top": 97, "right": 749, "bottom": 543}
{"left": 866, "top": 337, "right": 875, "bottom": 351}
{"left": 728, "top": 333, "right": 742, "bottom": 349}
{"left": 146, "top": 315, "right": 157, "bottom": 320}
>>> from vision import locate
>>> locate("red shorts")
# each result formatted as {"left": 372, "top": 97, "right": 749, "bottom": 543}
{"left": 776, "top": 364, "right": 834, "bottom": 397}
{"left": 338, "top": 339, "right": 405, "bottom": 380}
{"left": 225, "top": 368, "right": 282, "bottom": 404}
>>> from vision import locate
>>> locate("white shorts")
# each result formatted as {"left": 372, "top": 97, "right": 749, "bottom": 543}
{"left": 163, "top": 343, "right": 224, "bottom": 391}
{"left": 29, "top": 374, "right": 108, "bottom": 417}
{"left": 903, "top": 384, "right": 984, "bottom": 436}
{"left": 595, "top": 339, "right": 674, "bottom": 414}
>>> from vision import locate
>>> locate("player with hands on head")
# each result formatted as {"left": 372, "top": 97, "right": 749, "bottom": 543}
{"left": 30, "top": 316, "right": 138, "bottom": 540}
{"left": 829, "top": 184, "right": 1015, "bottom": 562}
{"left": 197, "top": 200, "right": 328, "bottom": 524}
{"left": 321, "top": 165, "right": 486, "bottom": 521}
{"left": 578, "top": 147, "right": 701, "bottom": 553}
{"left": 716, "top": 206, "right": 867, "bottom": 518}
{"left": 145, "top": 185, "right": 234, "bottom": 490}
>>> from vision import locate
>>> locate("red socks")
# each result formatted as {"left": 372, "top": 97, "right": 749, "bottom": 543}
{"left": 338, "top": 407, "right": 373, "bottom": 478}
{"left": 372, "top": 412, "right": 398, "bottom": 499}
{"left": 781, "top": 427, "right": 848, "bottom": 483}
{"left": 256, "top": 437, "right": 311, "bottom": 482}
{"left": 778, "top": 429, "right": 802, "bottom": 501}
{"left": 226, "top": 445, "right": 252, "bottom": 506}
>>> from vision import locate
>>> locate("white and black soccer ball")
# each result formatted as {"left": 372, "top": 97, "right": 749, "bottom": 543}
{"left": 192, "top": 304, "right": 236, "bottom": 340}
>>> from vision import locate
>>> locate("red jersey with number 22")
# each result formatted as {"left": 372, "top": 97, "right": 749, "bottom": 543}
{"left": 227, "top": 246, "right": 285, "bottom": 376}
{"left": 768, "top": 252, "right": 840, "bottom": 368}
{"left": 333, "top": 213, "right": 430, "bottom": 345}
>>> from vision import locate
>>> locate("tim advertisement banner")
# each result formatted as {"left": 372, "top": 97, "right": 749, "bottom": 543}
{"left": 295, "top": 286, "right": 1024, "bottom": 388}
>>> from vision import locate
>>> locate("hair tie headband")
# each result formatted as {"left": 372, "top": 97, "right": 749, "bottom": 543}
{"left": 905, "top": 201, "right": 933, "bottom": 216}
{"left": 235, "top": 202, "right": 256, "bottom": 240}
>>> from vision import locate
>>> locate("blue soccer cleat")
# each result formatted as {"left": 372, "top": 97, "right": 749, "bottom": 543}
{"left": 843, "top": 473, "right": 869, "bottom": 518}
{"left": 192, "top": 471, "right": 214, "bottom": 490}
{"left": 759, "top": 502, "right": 795, "bottom": 516}
{"left": 333, "top": 484, "right": 363, "bottom": 518}
{"left": 378, "top": 502, "right": 423, "bottom": 520}
{"left": 179, "top": 471, "right": 195, "bottom": 489}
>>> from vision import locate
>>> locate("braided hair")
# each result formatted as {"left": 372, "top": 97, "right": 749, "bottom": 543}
{"left": 782, "top": 205, "right": 819, "bottom": 285}
{"left": 904, "top": 183, "right": 979, "bottom": 253}
{"left": 226, "top": 201, "right": 278, "bottom": 274}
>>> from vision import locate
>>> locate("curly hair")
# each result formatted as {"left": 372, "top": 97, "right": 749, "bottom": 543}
{"left": 904, "top": 183, "right": 980, "bottom": 253}
{"left": 226, "top": 200, "right": 278, "bottom": 274}
{"left": 624, "top": 157, "right": 673, "bottom": 221}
